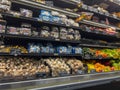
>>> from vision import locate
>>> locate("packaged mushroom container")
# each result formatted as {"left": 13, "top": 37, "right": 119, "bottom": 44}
{"left": 44, "top": 58, "right": 70, "bottom": 77}
{"left": 47, "top": 43, "right": 54, "bottom": 54}
{"left": 67, "top": 45, "right": 72, "bottom": 54}
{"left": 20, "top": 28, "right": 31, "bottom": 36}
{"left": 0, "top": 57, "right": 50, "bottom": 81}
{"left": 67, "top": 19, "right": 75, "bottom": 26}
{"left": 40, "top": 43, "right": 54, "bottom": 53}
{"left": 0, "top": 4, "right": 11, "bottom": 12}
{"left": 66, "top": 28, "right": 75, "bottom": 40}
{"left": 66, "top": 59, "right": 84, "bottom": 74}
{"left": 59, "top": 14, "right": 68, "bottom": 25}
{"left": 72, "top": 47, "right": 82, "bottom": 54}
{"left": 0, "top": 0, "right": 11, "bottom": 6}
{"left": 51, "top": 11, "right": 61, "bottom": 23}
{"left": 20, "top": 23, "right": 32, "bottom": 36}
{"left": 40, "top": 26, "right": 50, "bottom": 38}
{"left": 0, "top": 24, "right": 5, "bottom": 33}
{"left": 0, "top": 45, "right": 10, "bottom": 53}
{"left": 74, "top": 30, "right": 81, "bottom": 40}
{"left": 7, "top": 26, "right": 20, "bottom": 35}
{"left": 56, "top": 46, "right": 67, "bottom": 54}
{"left": 8, "top": 11, "right": 21, "bottom": 17}
{"left": 28, "top": 43, "right": 40, "bottom": 53}
{"left": 39, "top": 10, "right": 52, "bottom": 22}
{"left": 20, "top": 8, "right": 33, "bottom": 18}
{"left": 31, "top": 27, "right": 39, "bottom": 36}
{"left": 60, "top": 27, "right": 67, "bottom": 40}
{"left": 50, "top": 27, "right": 59, "bottom": 39}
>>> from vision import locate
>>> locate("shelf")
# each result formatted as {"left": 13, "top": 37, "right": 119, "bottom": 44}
{"left": 0, "top": 53, "right": 82, "bottom": 57}
{"left": 1, "top": 33, "right": 80, "bottom": 44}
{"left": 2, "top": 13, "right": 80, "bottom": 29}
{"left": 109, "top": 0, "right": 120, "bottom": 6}
{"left": 60, "top": 0, "right": 80, "bottom": 5}
{"left": 10, "top": 0, "right": 120, "bottom": 28}
{"left": 79, "top": 44, "right": 118, "bottom": 49}
{"left": 11, "top": 0, "right": 80, "bottom": 18}
{"left": 83, "top": 57, "right": 114, "bottom": 60}
{"left": 2, "top": 71, "right": 120, "bottom": 90}
{"left": 2, "top": 12, "right": 119, "bottom": 32}
{"left": 2, "top": 13, "right": 120, "bottom": 40}
{"left": 60, "top": 0, "right": 120, "bottom": 22}
{"left": 80, "top": 19, "right": 120, "bottom": 30}
{"left": 1, "top": 33, "right": 119, "bottom": 48}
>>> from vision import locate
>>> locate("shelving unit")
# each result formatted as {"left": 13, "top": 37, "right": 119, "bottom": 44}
{"left": 11, "top": 0, "right": 80, "bottom": 17}
{"left": 80, "top": 19, "right": 120, "bottom": 30}
{"left": 58, "top": 0, "right": 120, "bottom": 21}
{"left": 0, "top": 0, "right": 120, "bottom": 90}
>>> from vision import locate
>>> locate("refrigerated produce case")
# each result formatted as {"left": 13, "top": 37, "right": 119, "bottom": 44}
{"left": 0, "top": 0, "right": 120, "bottom": 90}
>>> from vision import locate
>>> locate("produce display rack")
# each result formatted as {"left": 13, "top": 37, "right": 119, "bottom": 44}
{"left": 79, "top": 19, "right": 120, "bottom": 30}
{"left": 53, "top": 0, "right": 120, "bottom": 22}
{"left": 1, "top": 13, "right": 120, "bottom": 41}
{"left": 0, "top": 0, "right": 120, "bottom": 90}
{"left": 1, "top": 71, "right": 120, "bottom": 90}
{"left": 81, "top": 0, "right": 120, "bottom": 21}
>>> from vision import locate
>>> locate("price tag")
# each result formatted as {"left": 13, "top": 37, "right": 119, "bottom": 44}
{"left": 55, "top": 39, "right": 60, "bottom": 41}
{"left": 54, "top": 53, "right": 58, "bottom": 56}
{"left": 46, "top": 1, "right": 54, "bottom": 7}
{"left": 13, "top": 14, "right": 20, "bottom": 18}
{"left": 36, "top": 72, "right": 47, "bottom": 78}
{"left": 99, "top": 11, "right": 104, "bottom": 15}
{"left": 10, "top": 48, "right": 21, "bottom": 56}
{"left": 37, "top": 19, "right": 42, "bottom": 22}
{"left": 82, "top": 4, "right": 88, "bottom": 10}
{"left": 90, "top": 69, "right": 96, "bottom": 74}
{"left": 84, "top": 54, "right": 91, "bottom": 59}
{"left": 77, "top": 70, "right": 85, "bottom": 75}
{"left": 59, "top": 71, "right": 69, "bottom": 76}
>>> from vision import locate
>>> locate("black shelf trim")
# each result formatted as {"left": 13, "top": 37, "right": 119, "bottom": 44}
{"left": 0, "top": 33, "right": 119, "bottom": 48}
{"left": 12, "top": 0, "right": 80, "bottom": 18}
{"left": 79, "top": 44, "right": 118, "bottom": 49}
{"left": 0, "top": 53, "right": 82, "bottom": 57}
{"left": 2, "top": 13, "right": 120, "bottom": 39}
{"left": 80, "top": 19, "right": 120, "bottom": 30}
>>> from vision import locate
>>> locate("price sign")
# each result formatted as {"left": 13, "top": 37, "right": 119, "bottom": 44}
{"left": 59, "top": 71, "right": 69, "bottom": 76}
{"left": 13, "top": 14, "right": 20, "bottom": 18}
{"left": 84, "top": 54, "right": 91, "bottom": 59}
{"left": 55, "top": 39, "right": 60, "bottom": 41}
{"left": 90, "top": 69, "right": 96, "bottom": 74}
{"left": 77, "top": 70, "right": 85, "bottom": 75}
{"left": 10, "top": 48, "right": 21, "bottom": 56}
{"left": 36, "top": 72, "right": 47, "bottom": 78}
{"left": 37, "top": 18, "right": 42, "bottom": 22}
{"left": 54, "top": 53, "right": 59, "bottom": 56}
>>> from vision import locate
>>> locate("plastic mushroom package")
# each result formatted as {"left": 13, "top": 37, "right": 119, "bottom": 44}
{"left": 0, "top": 0, "right": 11, "bottom": 12}
{"left": 44, "top": 58, "right": 71, "bottom": 77}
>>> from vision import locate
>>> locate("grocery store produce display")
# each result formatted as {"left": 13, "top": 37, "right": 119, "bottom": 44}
{"left": 84, "top": 60, "right": 120, "bottom": 73}
{"left": 0, "top": 0, "right": 120, "bottom": 89}
{"left": 0, "top": 57, "right": 84, "bottom": 81}
{"left": 83, "top": 48, "right": 120, "bottom": 59}
{"left": 0, "top": 57, "right": 50, "bottom": 80}
{"left": 0, "top": 56, "right": 120, "bottom": 82}
{"left": 80, "top": 24, "right": 118, "bottom": 36}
